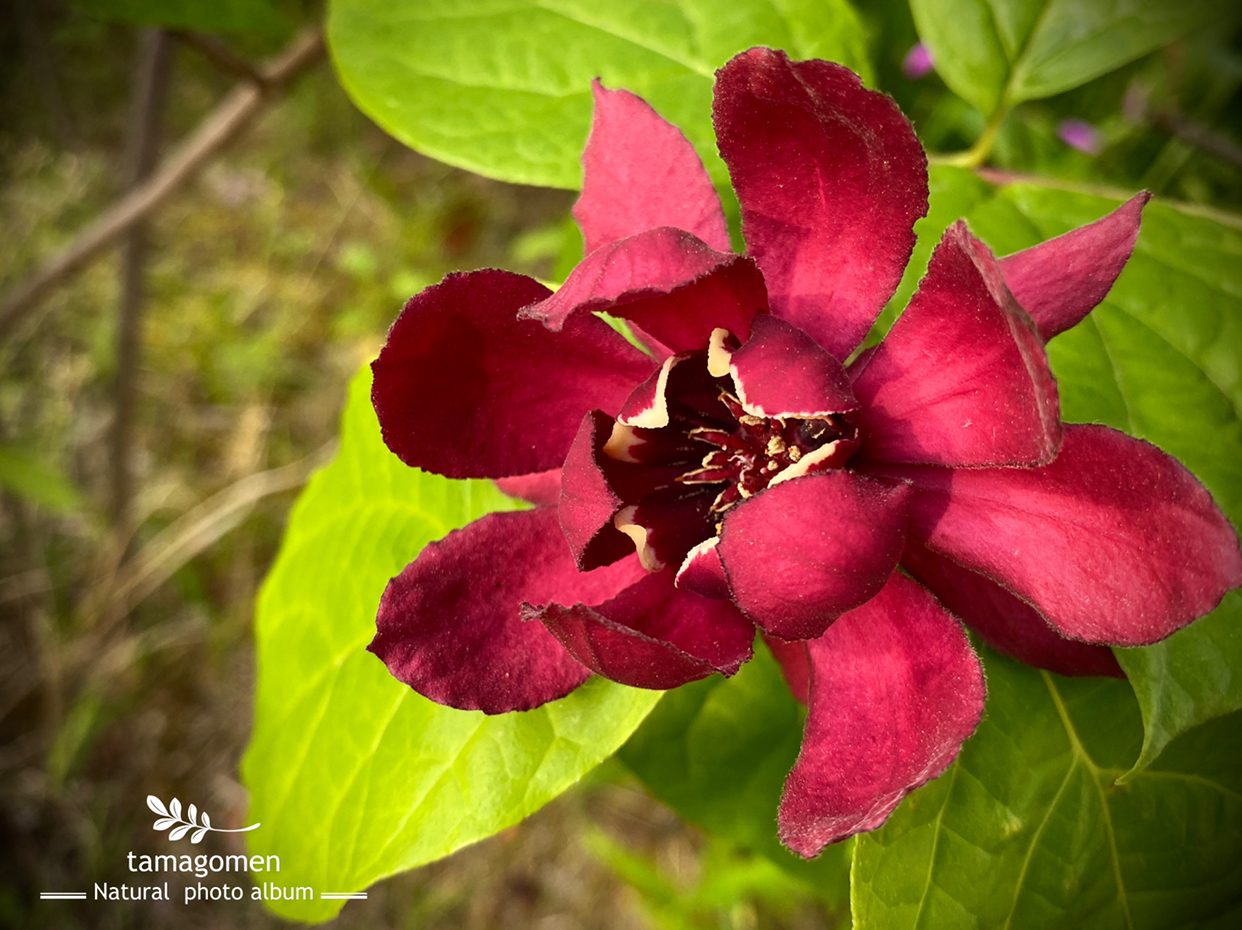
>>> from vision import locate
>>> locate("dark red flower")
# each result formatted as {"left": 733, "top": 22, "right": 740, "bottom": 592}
{"left": 368, "top": 48, "right": 1242, "bottom": 857}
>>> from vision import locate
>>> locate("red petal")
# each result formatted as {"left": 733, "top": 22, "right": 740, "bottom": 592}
{"left": 372, "top": 270, "right": 654, "bottom": 479}
{"left": 714, "top": 48, "right": 928, "bottom": 360}
{"left": 777, "top": 573, "right": 985, "bottom": 856}
{"left": 883, "top": 425, "right": 1242, "bottom": 646}
{"left": 676, "top": 537, "right": 731, "bottom": 601}
{"left": 575, "top": 80, "right": 730, "bottom": 255}
{"left": 764, "top": 634, "right": 810, "bottom": 706}
{"left": 716, "top": 471, "right": 910, "bottom": 640}
{"left": 726, "top": 315, "right": 858, "bottom": 417}
{"left": 1001, "top": 192, "right": 1150, "bottom": 341}
{"left": 902, "top": 540, "right": 1124, "bottom": 678}
{"left": 559, "top": 411, "right": 634, "bottom": 571}
{"left": 521, "top": 227, "right": 767, "bottom": 354}
{"left": 495, "top": 469, "right": 561, "bottom": 506}
{"left": 531, "top": 571, "right": 755, "bottom": 689}
{"left": 616, "top": 484, "right": 718, "bottom": 572}
{"left": 371, "top": 509, "right": 646, "bottom": 714}
{"left": 851, "top": 222, "right": 1062, "bottom": 467}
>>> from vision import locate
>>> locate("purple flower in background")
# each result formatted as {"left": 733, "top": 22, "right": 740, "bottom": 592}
{"left": 1058, "top": 118, "right": 1103, "bottom": 155}
{"left": 367, "top": 48, "right": 1242, "bottom": 857}
{"left": 902, "top": 42, "right": 935, "bottom": 80}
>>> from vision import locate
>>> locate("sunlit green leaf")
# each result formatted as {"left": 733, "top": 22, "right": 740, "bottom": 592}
{"left": 910, "top": 0, "right": 1233, "bottom": 115}
{"left": 327, "top": 0, "right": 871, "bottom": 190}
{"left": 241, "top": 368, "right": 661, "bottom": 922}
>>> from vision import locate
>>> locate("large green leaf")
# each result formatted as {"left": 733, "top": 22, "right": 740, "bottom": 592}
{"left": 964, "top": 182, "right": 1242, "bottom": 774}
{"left": 326, "top": 0, "right": 871, "bottom": 190}
{"left": 910, "top": 0, "right": 1233, "bottom": 116}
{"left": 852, "top": 645, "right": 1242, "bottom": 930}
{"left": 849, "top": 172, "right": 1242, "bottom": 928}
{"left": 241, "top": 368, "right": 661, "bottom": 922}
{"left": 70, "top": 0, "right": 290, "bottom": 34}
{"left": 889, "top": 168, "right": 1242, "bottom": 775}
{"left": 619, "top": 641, "right": 852, "bottom": 907}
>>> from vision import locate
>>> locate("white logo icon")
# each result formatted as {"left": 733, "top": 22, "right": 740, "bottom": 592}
{"left": 147, "top": 795, "right": 260, "bottom": 844}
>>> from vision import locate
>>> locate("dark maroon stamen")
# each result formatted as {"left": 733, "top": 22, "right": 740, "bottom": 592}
{"left": 605, "top": 351, "right": 860, "bottom": 571}
{"left": 680, "top": 392, "right": 856, "bottom": 512}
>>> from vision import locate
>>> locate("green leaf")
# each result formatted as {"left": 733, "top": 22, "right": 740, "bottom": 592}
{"left": 326, "top": 0, "right": 871, "bottom": 190}
{"left": 850, "top": 173, "right": 1242, "bottom": 928}
{"left": 895, "top": 169, "right": 1242, "bottom": 776}
{"left": 69, "top": 0, "right": 290, "bottom": 35}
{"left": 852, "top": 645, "right": 1242, "bottom": 930}
{"left": 241, "top": 368, "right": 661, "bottom": 922}
{"left": 0, "top": 444, "right": 84, "bottom": 513}
{"left": 970, "top": 183, "right": 1242, "bottom": 774}
{"left": 910, "top": 0, "right": 1233, "bottom": 116}
{"left": 619, "top": 642, "right": 852, "bottom": 907}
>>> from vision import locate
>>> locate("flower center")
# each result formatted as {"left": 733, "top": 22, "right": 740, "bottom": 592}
{"left": 599, "top": 349, "right": 859, "bottom": 571}
{"left": 679, "top": 392, "right": 857, "bottom": 513}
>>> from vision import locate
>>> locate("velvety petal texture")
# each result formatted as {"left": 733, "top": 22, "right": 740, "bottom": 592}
{"left": 717, "top": 471, "right": 910, "bottom": 640}
{"left": 494, "top": 469, "right": 561, "bottom": 506}
{"left": 676, "top": 537, "right": 731, "bottom": 601}
{"left": 727, "top": 315, "right": 857, "bottom": 417}
{"left": 371, "top": 508, "right": 646, "bottom": 714}
{"left": 764, "top": 635, "right": 811, "bottom": 706}
{"left": 520, "top": 227, "right": 767, "bottom": 354}
{"left": 559, "top": 411, "right": 635, "bottom": 570}
{"left": 778, "top": 572, "right": 985, "bottom": 857}
{"left": 575, "top": 80, "right": 730, "bottom": 254}
{"left": 902, "top": 540, "right": 1125, "bottom": 678}
{"left": 530, "top": 571, "right": 754, "bottom": 689}
{"left": 714, "top": 48, "right": 928, "bottom": 360}
{"left": 373, "top": 270, "right": 654, "bottom": 479}
{"left": 887, "top": 424, "right": 1242, "bottom": 646}
{"left": 851, "top": 222, "right": 1062, "bottom": 467}
{"left": 1001, "top": 192, "right": 1150, "bottom": 341}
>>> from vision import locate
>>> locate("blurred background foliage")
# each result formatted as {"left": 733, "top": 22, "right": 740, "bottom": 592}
{"left": 0, "top": 0, "right": 1239, "bottom": 927}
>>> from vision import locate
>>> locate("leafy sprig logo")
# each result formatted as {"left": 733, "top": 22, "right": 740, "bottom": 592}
{"left": 146, "top": 795, "right": 259, "bottom": 844}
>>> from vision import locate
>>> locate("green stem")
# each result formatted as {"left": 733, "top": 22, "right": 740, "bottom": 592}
{"left": 933, "top": 105, "right": 1008, "bottom": 168}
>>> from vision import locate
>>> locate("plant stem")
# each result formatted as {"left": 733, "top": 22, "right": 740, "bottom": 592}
{"left": 934, "top": 105, "right": 1008, "bottom": 168}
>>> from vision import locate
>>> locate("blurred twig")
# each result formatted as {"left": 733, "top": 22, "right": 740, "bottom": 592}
{"left": 112, "top": 29, "right": 176, "bottom": 529}
{"left": 0, "top": 28, "right": 325, "bottom": 339}
{"left": 171, "top": 30, "right": 268, "bottom": 86}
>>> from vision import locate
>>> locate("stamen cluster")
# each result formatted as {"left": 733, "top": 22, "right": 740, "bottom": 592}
{"left": 681, "top": 392, "right": 857, "bottom": 512}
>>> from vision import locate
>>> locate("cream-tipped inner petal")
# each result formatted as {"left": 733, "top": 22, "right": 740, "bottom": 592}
{"left": 769, "top": 440, "right": 846, "bottom": 487}
{"left": 619, "top": 355, "right": 677, "bottom": 428}
{"left": 707, "top": 327, "right": 734, "bottom": 378}
{"left": 675, "top": 535, "right": 721, "bottom": 586}
{"left": 614, "top": 504, "right": 666, "bottom": 571}
{"left": 604, "top": 421, "right": 644, "bottom": 463}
